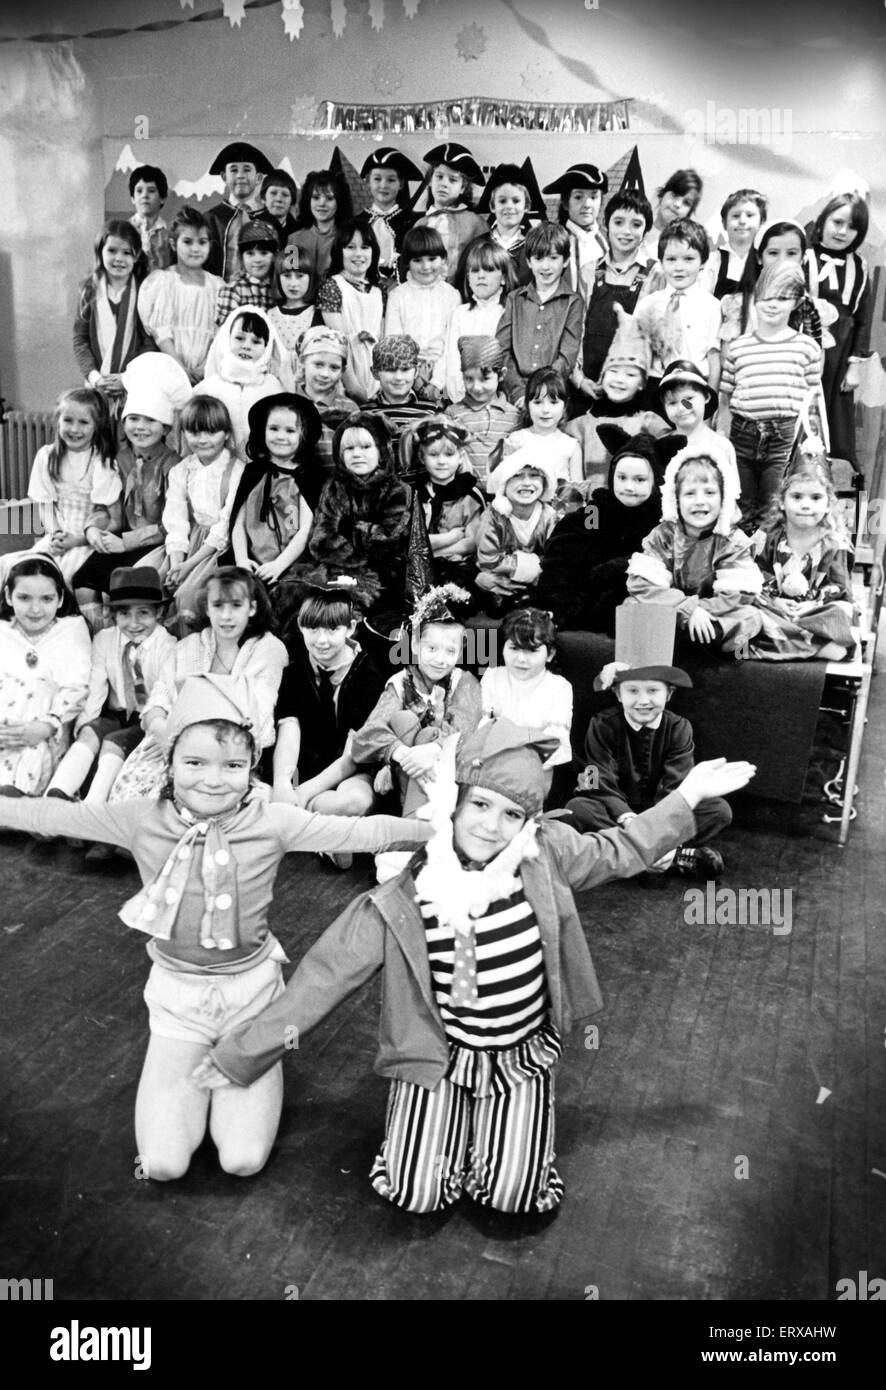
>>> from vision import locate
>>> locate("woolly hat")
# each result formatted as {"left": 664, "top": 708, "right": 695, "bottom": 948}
{"left": 457, "top": 335, "right": 503, "bottom": 371}
{"left": 423, "top": 142, "right": 485, "bottom": 187}
{"left": 477, "top": 159, "right": 546, "bottom": 218}
{"left": 488, "top": 446, "right": 559, "bottom": 515}
{"left": 165, "top": 675, "right": 260, "bottom": 763}
{"left": 245, "top": 392, "right": 323, "bottom": 453}
{"left": 296, "top": 324, "right": 349, "bottom": 363}
{"left": 594, "top": 603, "right": 691, "bottom": 691}
{"left": 656, "top": 359, "right": 718, "bottom": 417}
{"left": 372, "top": 335, "right": 420, "bottom": 372}
{"left": 456, "top": 718, "right": 559, "bottom": 816}
{"left": 601, "top": 303, "right": 652, "bottom": 378}
{"left": 360, "top": 147, "right": 423, "bottom": 182}
{"left": 121, "top": 353, "right": 192, "bottom": 426}
{"left": 209, "top": 143, "right": 273, "bottom": 177}
{"left": 238, "top": 221, "right": 278, "bottom": 249}
{"left": 660, "top": 439, "right": 741, "bottom": 536}
{"left": 597, "top": 426, "right": 687, "bottom": 484}
{"left": 543, "top": 163, "right": 608, "bottom": 197}
{"left": 108, "top": 566, "right": 165, "bottom": 607}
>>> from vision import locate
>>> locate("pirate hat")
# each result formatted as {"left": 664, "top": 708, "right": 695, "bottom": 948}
{"left": 360, "top": 147, "right": 424, "bottom": 183}
{"left": 657, "top": 359, "right": 718, "bottom": 417}
{"left": 543, "top": 163, "right": 608, "bottom": 197}
{"left": 423, "top": 142, "right": 485, "bottom": 187}
{"left": 209, "top": 143, "right": 274, "bottom": 177}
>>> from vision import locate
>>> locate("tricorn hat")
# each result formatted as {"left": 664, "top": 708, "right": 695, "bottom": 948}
{"left": 360, "top": 147, "right": 424, "bottom": 183}
{"left": 423, "top": 142, "right": 485, "bottom": 187}
{"left": 209, "top": 143, "right": 274, "bottom": 177}
{"left": 543, "top": 163, "right": 608, "bottom": 197}
{"left": 477, "top": 159, "right": 546, "bottom": 218}
{"left": 594, "top": 604, "right": 691, "bottom": 690}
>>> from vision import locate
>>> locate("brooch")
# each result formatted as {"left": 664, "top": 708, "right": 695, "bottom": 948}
{"left": 25, "top": 651, "right": 38, "bottom": 669}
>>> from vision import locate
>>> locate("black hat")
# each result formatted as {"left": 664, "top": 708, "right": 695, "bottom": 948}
{"left": 360, "top": 147, "right": 424, "bottom": 182}
{"left": 246, "top": 393, "right": 323, "bottom": 452}
{"left": 108, "top": 566, "right": 165, "bottom": 606}
{"left": 543, "top": 163, "right": 608, "bottom": 197}
{"left": 238, "top": 221, "right": 279, "bottom": 249}
{"left": 657, "top": 360, "right": 718, "bottom": 418}
{"left": 597, "top": 425, "right": 687, "bottom": 484}
{"left": 595, "top": 605, "right": 692, "bottom": 691}
{"left": 209, "top": 143, "right": 274, "bottom": 177}
{"left": 477, "top": 158, "right": 546, "bottom": 218}
{"left": 423, "top": 142, "right": 485, "bottom": 187}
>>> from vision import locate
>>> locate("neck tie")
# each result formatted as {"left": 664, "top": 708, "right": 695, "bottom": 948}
{"left": 448, "top": 926, "right": 480, "bottom": 1008}
{"left": 122, "top": 641, "right": 147, "bottom": 716}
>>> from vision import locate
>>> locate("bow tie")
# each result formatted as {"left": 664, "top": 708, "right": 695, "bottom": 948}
{"left": 817, "top": 252, "right": 845, "bottom": 292}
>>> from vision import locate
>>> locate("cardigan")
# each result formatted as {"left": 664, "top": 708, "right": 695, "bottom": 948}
{"left": 207, "top": 792, "right": 697, "bottom": 1088}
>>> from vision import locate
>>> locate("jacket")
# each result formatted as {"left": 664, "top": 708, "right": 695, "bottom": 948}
{"left": 210, "top": 790, "right": 697, "bottom": 1089}
{"left": 581, "top": 707, "right": 695, "bottom": 817}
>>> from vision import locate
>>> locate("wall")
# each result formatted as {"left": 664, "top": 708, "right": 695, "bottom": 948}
{"left": 1, "top": 0, "right": 885, "bottom": 411}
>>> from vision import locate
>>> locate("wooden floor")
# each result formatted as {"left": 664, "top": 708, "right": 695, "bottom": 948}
{"left": 1, "top": 676, "right": 884, "bottom": 1303}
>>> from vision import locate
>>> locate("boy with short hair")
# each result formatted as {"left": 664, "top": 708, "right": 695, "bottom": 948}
{"left": 445, "top": 336, "right": 521, "bottom": 487}
{"left": 129, "top": 165, "right": 171, "bottom": 272}
{"left": 495, "top": 222, "right": 584, "bottom": 405}
{"left": 214, "top": 223, "right": 279, "bottom": 326}
{"left": 635, "top": 218, "right": 722, "bottom": 388}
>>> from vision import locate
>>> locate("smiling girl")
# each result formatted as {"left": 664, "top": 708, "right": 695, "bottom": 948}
{"left": 73, "top": 220, "right": 152, "bottom": 404}
{"left": 137, "top": 207, "right": 223, "bottom": 383}
{"left": 318, "top": 217, "right": 384, "bottom": 403}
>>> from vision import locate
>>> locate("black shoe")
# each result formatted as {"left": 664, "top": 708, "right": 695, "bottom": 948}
{"left": 672, "top": 845, "right": 725, "bottom": 880}
{"left": 46, "top": 788, "right": 75, "bottom": 801}
{"left": 0, "top": 785, "right": 25, "bottom": 797}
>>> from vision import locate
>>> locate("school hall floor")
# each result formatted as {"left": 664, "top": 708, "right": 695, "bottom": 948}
{"left": 0, "top": 679, "right": 884, "bottom": 1304}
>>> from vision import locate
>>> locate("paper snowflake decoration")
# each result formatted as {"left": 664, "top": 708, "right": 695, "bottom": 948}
{"left": 372, "top": 61, "right": 404, "bottom": 96}
{"left": 456, "top": 22, "right": 487, "bottom": 62}
{"left": 281, "top": 0, "right": 305, "bottom": 40}
{"left": 222, "top": 0, "right": 246, "bottom": 28}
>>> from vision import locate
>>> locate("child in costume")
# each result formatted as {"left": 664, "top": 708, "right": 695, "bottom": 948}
{"left": 360, "top": 147, "right": 422, "bottom": 292}
{"left": 73, "top": 220, "right": 152, "bottom": 408}
{"left": 194, "top": 308, "right": 287, "bottom": 459}
{"left": 293, "top": 325, "right": 359, "bottom": 476}
{"left": 108, "top": 567, "right": 287, "bottom": 804}
{"left": 46, "top": 566, "right": 176, "bottom": 816}
{"left": 748, "top": 451, "right": 856, "bottom": 662}
{"left": 626, "top": 441, "right": 763, "bottom": 655}
{"left": 442, "top": 237, "right": 514, "bottom": 404}
{"left": 574, "top": 188, "right": 655, "bottom": 395}
{"left": 480, "top": 607, "right": 573, "bottom": 779}
{"left": 558, "top": 605, "right": 733, "bottom": 879}
{"left": 129, "top": 164, "right": 171, "bottom": 273}
{"left": 2, "top": 387, "right": 121, "bottom": 594}
{"left": 542, "top": 162, "right": 609, "bottom": 303}
{"left": 384, "top": 225, "right": 461, "bottom": 399}
{"left": 804, "top": 193, "right": 873, "bottom": 470}
{"left": 0, "top": 555, "right": 91, "bottom": 797}
{"left": 203, "top": 141, "right": 273, "bottom": 282}
{"left": 161, "top": 394, "right": 244, "bottom": 633}
{"left": 475, "top": 449, "right": 559, "bottom": 612}
{"left": 350, "top": 582, "right": 482, "bottom": 820}
{"left": 657, "top": 359, "right": 740, "bottom": 491}
{"left": 289, "top": 166, "right": 354, "bottom": 285}
{"left": 478, "top": 160, "right": 546, "bottom": 289}
{"left": 362, "top": 335, "right": 437, "bottom": 444}
{"left": 701, "top": 188, "right": 767, "bottom": 300}
{"left": 719, "top": 263, "right": 822, "bottom": 530}
{"left": 445, "top": 336, "right": 522, "bottom": 488}
{"left": 500, "top": 367, "right": 582, "bottom": 486}
{"left": 720, "top": 220, "right": 832, "bottom": 355}
{"left": 137, "top": 206, "right": 223, "bottom": 383}
{"left": 635, "top": 218, "right": 721, "bottom": 388}
{"left": 318, "top": 216, "right": 384, "bottom": 404}
{"left": 214, "top": 222, "right": 278, "bottom": 326}
{"left": 253, "top": 168, "right": 299, "bottom": 248}
{"left": 195, "top": 718, "right": 753, "bottom": 1213}
{"left": 536, "top": 429, "right": 681, "bottom": 635}
{"left": 0, "top": 674, "right": 434, "bottom": 1182}
{"left": 267, "top": 244, "right": 320, "bottom": 381}
{"left": 495, "top": 221, "right": 584, "bottom": 406}
{"left": 400, "top": 416, "right": 485, "bottom": 590}
{"left": 564, "top": 305, "right": 672, "bottom": 493}
{"left": 413, "top": 142, "right": 489, "bottom": 284}
{"left": 272, "top": 579, "right": 387, "bottom": 835}
{"left": 228, "top": 394, "right": 320, "bottom": 586}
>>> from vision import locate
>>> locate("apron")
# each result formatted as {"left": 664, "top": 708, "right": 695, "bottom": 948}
{"left": 336, "top": 275, "right": 384, "bottom": 405}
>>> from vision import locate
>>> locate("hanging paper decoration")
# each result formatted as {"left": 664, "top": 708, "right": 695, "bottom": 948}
{"left": 173, "top": 172, "right": 226, "bottom": 201}
{"left": 319, "top": 95, "right": 632, "bottom": 135}
{"left": 281, "top": 0, "right": 304, "bottom": 40}
{"left": 330, "top": 0, "right": 347, "bottom": 38}
{"left": 456, "top": 23, "right": 488, "bottom": 62}
{"left": 368, "top": 0, "right": 385, "bottom": 30}
{"left": 114, "top": 144, "right": 140, "bottom": 174}
{"left": 222, "top": 0, "right": 247, "bottom": 27}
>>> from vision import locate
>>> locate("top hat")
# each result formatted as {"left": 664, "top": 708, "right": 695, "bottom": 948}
{"left": 595, "top": 604, "right": 692, "bottom": 690}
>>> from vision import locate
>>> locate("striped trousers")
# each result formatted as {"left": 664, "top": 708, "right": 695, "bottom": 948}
{"left": 369, "top": 1063, "right": 564, "bottom": 1215}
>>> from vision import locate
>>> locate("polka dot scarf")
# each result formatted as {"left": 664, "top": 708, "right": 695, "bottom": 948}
{"left": 118, "top": 804, "right": 240, "bottom": 952}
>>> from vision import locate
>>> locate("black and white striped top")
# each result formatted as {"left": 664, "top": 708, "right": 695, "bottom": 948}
{"left": 423, "top": 888, "right": 549, "bottom": 1050}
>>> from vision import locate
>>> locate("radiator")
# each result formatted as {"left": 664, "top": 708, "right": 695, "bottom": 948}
{"left": 0, "top": 410, "right": 55, "bottom": 499}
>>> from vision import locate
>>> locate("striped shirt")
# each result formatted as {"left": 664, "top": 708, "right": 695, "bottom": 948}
{"left": 423, "top": 887, "right": 549, "bottom": 1049}
{"left": 721, "top": 330, "right": 822, "bottom": 419}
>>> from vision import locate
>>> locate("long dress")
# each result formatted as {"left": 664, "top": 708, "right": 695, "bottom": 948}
{"left": 803, "top": 244, "right": 872, "bottom": 467}
{"left": 318, "top": 274, "right": 384, "bottom": 404}
{"left": 748, "top": 525, "right": 856, "bottom": 660}
{"left": 0, "top": 617, "right": 91, "bottom": 793}
{"left": 0, "top": 447, "right": 122, "bottom": 588}
{"left": 138, "top": 267, "right": 223, "bottom": 381}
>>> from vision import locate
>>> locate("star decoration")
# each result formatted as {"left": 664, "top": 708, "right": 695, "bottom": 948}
{"left": 330, "top": 0, "right": 346, "bottom": 38}
{"left": 372, "top": 61, "right": 404, "bottom": 96}
{"left": 456, "top": 22, "right": 487, "bottom": 62}
{"left": 281, "top": 0, "right": 305, "bottom": 40}
{"left": 222, "top": 0, "right": 246, "bottom": 28}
